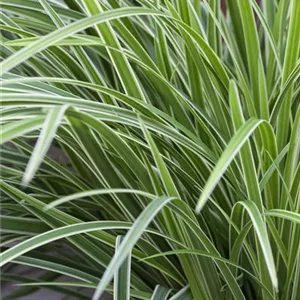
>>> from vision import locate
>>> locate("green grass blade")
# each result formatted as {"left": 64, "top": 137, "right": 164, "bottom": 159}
{"left": 196, "top": 118, "right": 264, "bottom": 213}
{"left": 150, "top": 285, "right": 172, "bottom": 300}
{"left": 235, "top": 201, "right": 278, "bottom": 291}
{"left": 229, "top": 81, "right": 263, "bottom": 211}
{"left": 266, "top": 210, "right": 300, "bottom": 224}
{"left": 46, "top": 189, "right": 155, "bottom": 210}
{"left": 276, "top": 0, "right": 300, "bottom": 150}
{"left": 114, "top": 236, "right": 131, "bottom": 300}
{"left": 0, "top": 220, "right": 132, "bottom": 267}
{"left": 0, "top": 117, "right": 45, "bottom": 144}
{"left": 22, "top": 105, "right": 69, "bottom": 186}
{"left": 0, "top": 7, "right": 164, "bottom": 75}
{"left": 92, "top": 196, "right": 176, "bottom": 300}
{"left": 169, "top": 286, "right": 193, "bottom": 300}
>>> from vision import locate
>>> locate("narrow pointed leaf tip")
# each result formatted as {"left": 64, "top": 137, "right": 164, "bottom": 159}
{"left": 92, "top": 195, "right": 176, "bottom": 300}
{"left": 22, "top": 105, "right": 69, "bottom": 186}
{"left": 196, "top": 118, "right": 264, "bottom": 213}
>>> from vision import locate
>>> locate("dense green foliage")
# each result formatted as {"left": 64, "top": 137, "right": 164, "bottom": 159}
{"left": 1, "top": 0, "right": 300, "bottom": 299}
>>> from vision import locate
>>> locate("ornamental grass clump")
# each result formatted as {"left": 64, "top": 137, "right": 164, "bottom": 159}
{"left": 0, "top": 0, "right": 300, "bottom": 299}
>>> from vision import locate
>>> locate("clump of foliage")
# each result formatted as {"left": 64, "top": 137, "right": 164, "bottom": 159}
{"left": 1, "top": 0, "right": 300, "bottom": 299}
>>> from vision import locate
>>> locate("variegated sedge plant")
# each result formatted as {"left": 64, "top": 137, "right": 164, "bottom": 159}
{"left": 0, "top": 0, "right": 300, "bottom": 299}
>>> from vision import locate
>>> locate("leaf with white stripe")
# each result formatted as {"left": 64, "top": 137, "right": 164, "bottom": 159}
{"left": 0, "top": 117, "right": 45, "bottom": 144}
{"left": 114, "top": 236, "right": 131, "bottom": 300}
{"left": 233, "top": 200, "right": 278, "bottom": 291}
{"left": 92, "top": 196, "right": 176, "bottom": 300}
{"left": 22, "top": 105, "right": 69, "bottom": 186}
{"left": 150, "top": 285, "right": 172, "bottom": 300}
{"left": 196, "top": 118, "right": 264, "bottom": 213}
{"left": 169, "top": 286, "right": 192, "bottom": 300}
